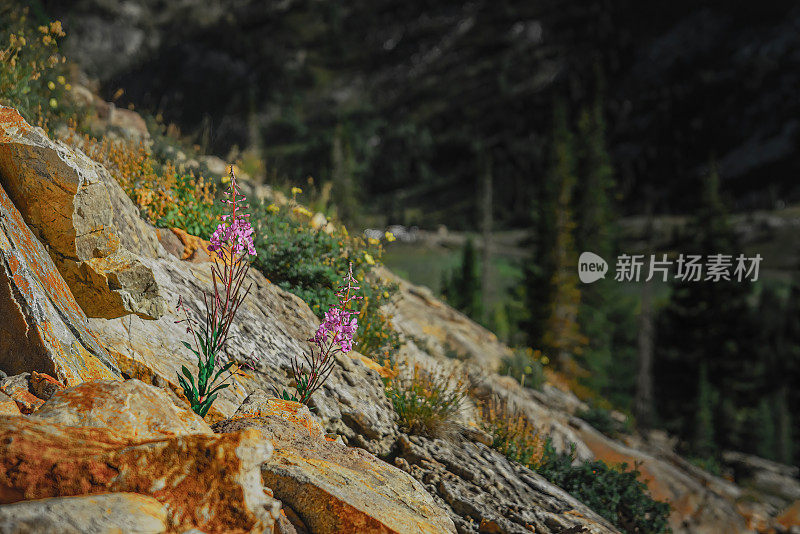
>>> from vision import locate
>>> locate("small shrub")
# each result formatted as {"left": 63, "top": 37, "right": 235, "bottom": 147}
{"left": 251, "top": 199, "right": 364, "bottom": 314}
{"left": 0, "top": 6, "right": 72, "bottom": 126}
{"left": 576, "top": 405, "right": 633, "bottom": 439}
{"left": 536, "top": 441, "right": 672, "bottom": 534}
{"left": 481, "top": 395, "right": 545, "bottom": 469}
{"left": 385, "top": 363, "right": 465, "bottom": 437}
{"left": 499, "top": 347, "right": 547, "bottom": 390}
{"left": 251, "top": 199, "right": 401, "bottom": 363}
{"left": 687, "top": 456, "right": 723, "bottom": 477}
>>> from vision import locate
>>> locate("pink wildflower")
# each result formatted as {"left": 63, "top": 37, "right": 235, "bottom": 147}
{"left": 282, "top": 263, "right": 363, "bottom": 405}
{"left": 208, "top": 170, "right": 256, "bottom": 257}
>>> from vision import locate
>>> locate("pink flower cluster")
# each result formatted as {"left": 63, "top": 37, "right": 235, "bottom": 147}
{"left": 208, "top": 217, "right": 256, "bottom": 256}
{"left": 312, "top": 264, "right": 361, "bottom": 354}
{"left": 208, "top": 171, "right": 256, "bottom": 257}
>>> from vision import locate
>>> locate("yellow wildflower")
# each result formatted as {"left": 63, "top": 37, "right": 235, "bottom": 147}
{"left": 64, "top": 83, "right": 71, "bottom": 91}
{"left": 42, "top": 35, "right": 52, "bottom": 45}
{"left": 49, "top": 21, "right": 64, "bottom": 36}
{"left": 364, "top": 252, "right": 375, "bottom": 265}
{"left": 266, "top": 204, "right": 280, "bottom": 214}
{"left": 541, "top": 356, "right": 550, "bottom": 366}
{"left": 293, "top": 206, "right": 312, "bottom": 217}
{"left": 38, "top": 25, "right": 48, "bottom": 34}
{"left": 57, "top": 75, "right": 65, "bottom": 85}
{"left": 47, "top": 81, "right": 55, "bottom": 90}
{"left": 368, "top": 237, "right": 380, "bottom": 245}
{"left": 385, "top": 231, "right": 396, "bottom": 242}
{"left": 48, "top": 98, "right": 57, "bottom": 109}
{"left": 291, "top": 186, "right": 302, "bottom": 196}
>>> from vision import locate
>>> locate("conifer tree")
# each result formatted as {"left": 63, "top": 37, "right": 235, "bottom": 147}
{"left": 573, "top": 91, "right": 637, "bottom": 406}
{"left": 522, "top": 100, "right": 584, "bottom": 369}
{"left": 782, "top": 280, "right": 800, "bottom": 464}
{"left": 655, "top": 164, "right": 756, "bottom": 455}
{"left": 442, "top": 238, "right": 483, "bottom": 321}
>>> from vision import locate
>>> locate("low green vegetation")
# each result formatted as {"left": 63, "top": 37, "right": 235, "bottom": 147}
{"left": 576, "top": 405, "right": 634, "bottom": 439}
{"left": 536, "top": 441, "right": 672, "bottom": 534}
{"left": 498, "top": 347, "right": 546, "bottom": 391}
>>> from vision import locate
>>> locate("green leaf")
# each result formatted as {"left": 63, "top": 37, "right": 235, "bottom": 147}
{"left": 198, "top": 393, "right": 218, "bottom": 418}
{"left": 211, "top": 361, "right": 235, "bottom": 384}
{"left": 180, "top": 366, "right": 198, "bottom": 399}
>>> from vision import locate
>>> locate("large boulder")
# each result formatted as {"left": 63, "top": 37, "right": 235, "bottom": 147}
{"left": 0, "top": 106, "right": 166, "bottom": 319}
{"left": 0, "top": 178, "right": 120, "bottom": 384}
{"left": 0, "top": 415, "right": 279, "bottom": 533}
{"left": 213, "top": 397, "right": 457, "bottom": 534}
{"left": 0, "top": 492, "right": 169, "bottom": 534}
{"left": 31, "top": 379, "right": 212, "bottom": 440}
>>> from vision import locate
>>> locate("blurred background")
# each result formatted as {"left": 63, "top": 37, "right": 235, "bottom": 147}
{"left": 6, "top": 0, "right": 800, "bottom": 469}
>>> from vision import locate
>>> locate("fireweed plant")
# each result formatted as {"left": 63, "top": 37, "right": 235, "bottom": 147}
{"left": 176, "top": 168, "right": 258, "bottom": 417}
{"left": 277, "top": 263, "right": 362, "bottom": 405}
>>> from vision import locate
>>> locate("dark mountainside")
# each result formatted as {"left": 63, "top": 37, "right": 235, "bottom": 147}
{"left": 48, "top": 0, "right": 800, "bottom": 229}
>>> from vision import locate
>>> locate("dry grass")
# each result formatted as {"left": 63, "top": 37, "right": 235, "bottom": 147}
{"left": 385, "top": 362, "right": 466, "bottom": 438}
{"left": 480, "top": 394, "right": 545, "bottom": 469}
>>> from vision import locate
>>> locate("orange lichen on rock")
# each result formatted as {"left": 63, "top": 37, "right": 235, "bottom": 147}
{"left": 0, "top": 391, "right": 21, "bottom": 416}
{"left": 351, "top": 352, "right": 397, "bottom": 379}
{"left": 776, "top": 500, "right": 800, "bottom": 529}
{"left": 0, "top": 381, "right": 43, "bottom": 414}
{"left": 232, "top": 397, "right": 325, "bottom": 440}
{"left": 170, "top": 227, "right": 216, "bottom": 261}
{"left": 32, "top": 380, "right": 213, "bottom": 441}
{"left": 0, "top": 164, "right": 120, "bottom": 385}
{"left": 0, "top": 107, "right": 28, "bottom": 143}
{"left": 0, "top": 416, "right": 279, "bottom": 533}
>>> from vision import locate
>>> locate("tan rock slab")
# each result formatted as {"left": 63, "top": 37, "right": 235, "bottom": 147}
{"left": 0, "top": 181, "right": 120, "bottom": 385}
{"left": 0, "top": 492, "right": 169, "bottom": 534}
{"left": 214, "top": 398, "right": 456, "bottom": 534}
{"left": 0, "top": 106, "right": 165, "bottom": 319}
{"left": 31, "top": 379, "right": 212, "bottom": 440}
{"left": 0, "top": 415, "right": 278, "bottom": 533}
{"left": 0, "top": 374, "right": 44, "bottom": 415}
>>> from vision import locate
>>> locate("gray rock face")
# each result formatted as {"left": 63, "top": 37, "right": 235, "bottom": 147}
{"left": 88, "top": 253, "right": 399, "bottom": 454}
{"left": 723, "top": 451, "right": 800, "bottom": 506}
{"left": 395, "top": 433, "right": 619, "bottom": 534}
{"left": 0, "top": 493, "right": 169, "bottom": 534}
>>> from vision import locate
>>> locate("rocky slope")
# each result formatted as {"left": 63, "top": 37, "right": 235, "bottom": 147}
{"left": 0, "top": 105, "right": 798, "bottom": 533}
